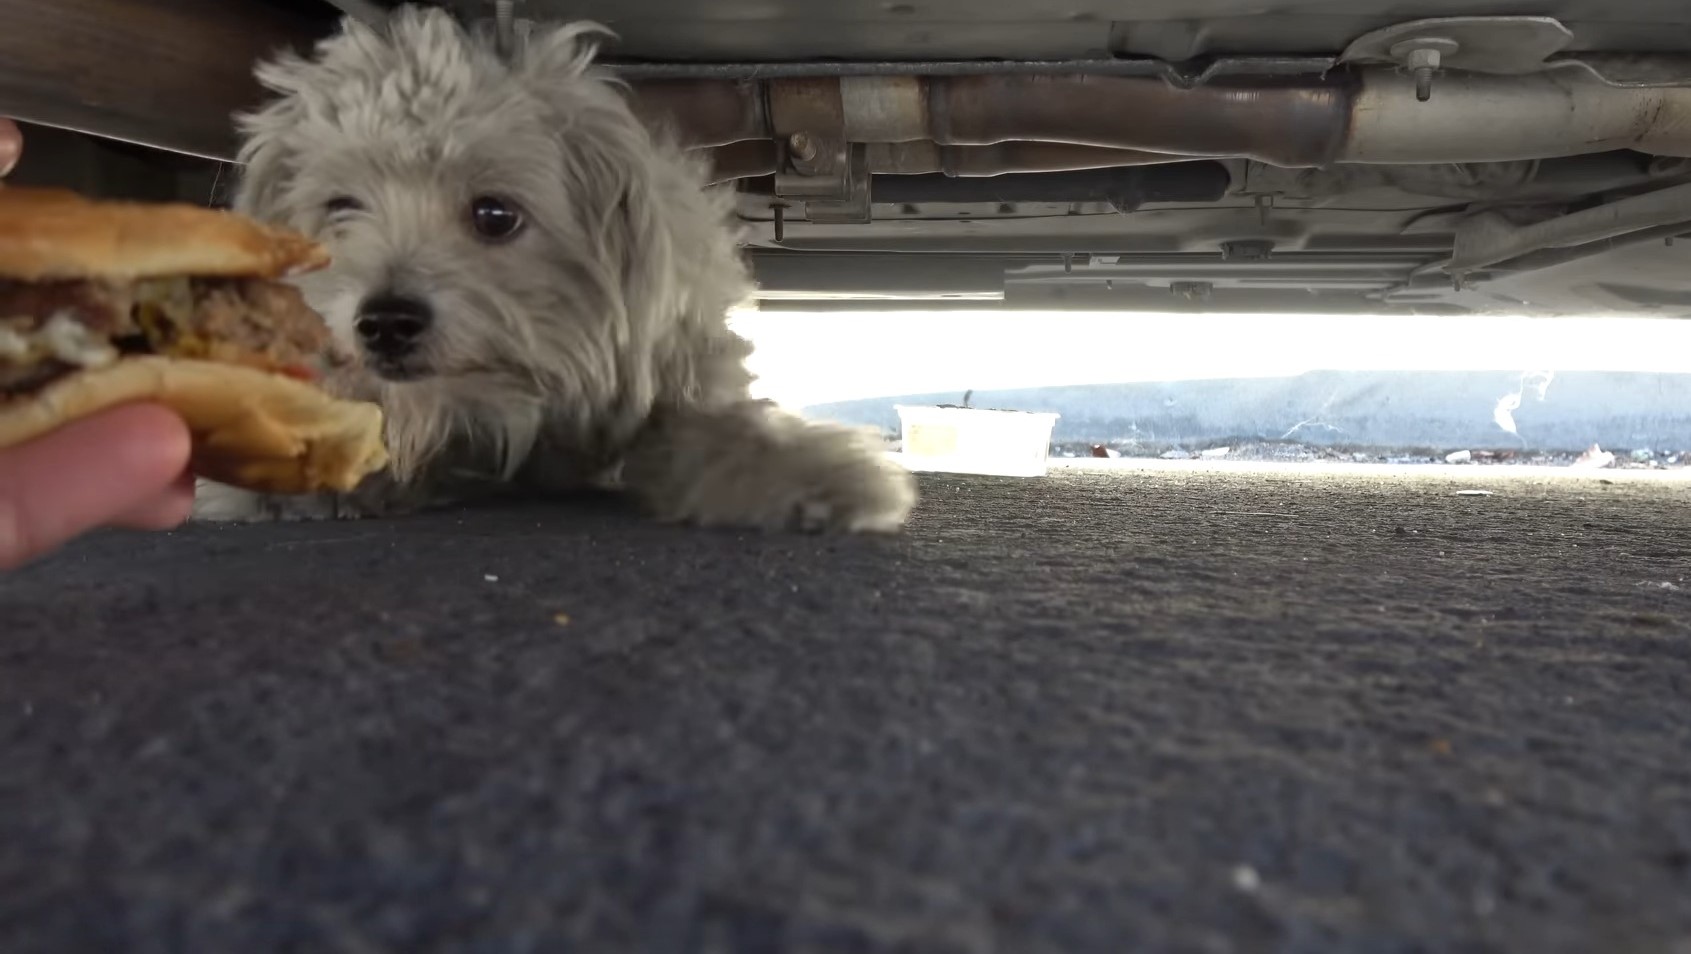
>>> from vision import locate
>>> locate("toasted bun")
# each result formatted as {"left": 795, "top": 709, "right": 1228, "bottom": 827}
{"left": 0, "top": 187, "right": 330, "bottom": 282}
{"left": 0, "top": 357, "right": 388, "bottom": 495}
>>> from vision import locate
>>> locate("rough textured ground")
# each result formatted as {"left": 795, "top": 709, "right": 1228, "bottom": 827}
{"left": 2, "top": 466, "right": 1689, "bottom": 954}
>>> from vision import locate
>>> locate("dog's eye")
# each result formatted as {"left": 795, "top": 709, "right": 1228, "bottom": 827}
{"left": 469, "top": 196, "right": 525, "bottom": 242}
{"left": 325, "top": 196, "right": 365, "bottom": 216}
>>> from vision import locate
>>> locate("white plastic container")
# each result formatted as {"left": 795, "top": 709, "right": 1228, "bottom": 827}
{"left": 894, "top": 405, "right": 1061, "bottom": 477}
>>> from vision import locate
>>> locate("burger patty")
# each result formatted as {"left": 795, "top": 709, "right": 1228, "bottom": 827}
{"left": 0, "top": 276, "right": 330, "bottom": 394}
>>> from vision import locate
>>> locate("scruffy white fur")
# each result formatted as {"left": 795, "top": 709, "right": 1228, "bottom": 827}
{"left": 193, "top": 6, "right": 915, "bottom": 532}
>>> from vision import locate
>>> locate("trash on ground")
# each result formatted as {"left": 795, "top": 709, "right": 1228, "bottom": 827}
{"left": 1445, "top": 450, "right": 1473, "bottom": 464}
{"left": 1571, "top": 444, "right": 1616, "bottom": 469}
{"left": 1200, "top": 447, "right": 1232, "bottom": 459}
{"left": 895, "top": 404, "right": 1060, "bottom": 478}
{"left": 1454, "top": 489, "right": 1494, "bottom": 497}
{"left": 1047, "top": 440, "right": 1688, "bottom": 470}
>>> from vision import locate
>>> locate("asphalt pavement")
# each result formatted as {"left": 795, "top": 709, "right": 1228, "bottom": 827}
{"left": 2, "top": 464, "right": 1689, "bottom": 953}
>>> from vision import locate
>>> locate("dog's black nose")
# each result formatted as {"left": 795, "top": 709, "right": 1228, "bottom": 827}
{"left": 355, "top": 294, "right": 433, "bottom": 357}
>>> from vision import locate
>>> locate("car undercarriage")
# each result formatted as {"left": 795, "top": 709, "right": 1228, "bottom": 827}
{"left": 3, "top": 0, "right": 1691, "bottom": 316}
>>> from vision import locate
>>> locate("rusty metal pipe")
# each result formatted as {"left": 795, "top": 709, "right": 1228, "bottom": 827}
{"left": 704, "top": 140, "right": 780, "bottom": 182}
{"left": 636, "top": 70, "right": 1691, "bottom": 169}
{"left": 827, "top": 73, "right": 1348, "bottom": 166}
{"left": 634, "top": 74, "right": 1348, "bottom": 166}
{"left": 864, "top": 141, "right": 1191, "bottom": 176}
{"left": 700, "top": 140, "right": 1197, "bottom": 183}
{"left": 923, "top": 75, "right": 1348, "bottom": 166}
{"left": 626, "top": 79, "right": 768, "bottom": 148}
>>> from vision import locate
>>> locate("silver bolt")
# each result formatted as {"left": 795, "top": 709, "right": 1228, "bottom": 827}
{"left": 1407, "top": 48, "right": 1441, "bottom": 102}
{"left": 494, "top": 0, "right": 516, "bottom": 57}
{"left": 1391, "top": 38, "right": 1458, "bottom": 103}
{"left": 787, "top": 132, "right": 818, "bottom": 163}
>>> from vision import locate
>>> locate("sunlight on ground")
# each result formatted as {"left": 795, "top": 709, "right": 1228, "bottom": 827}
{"left": 727, "top": 308, "right": 1691, "bottom": 411}
{"left": 1047, "top": 457, "right": 1691, "bottom": 482}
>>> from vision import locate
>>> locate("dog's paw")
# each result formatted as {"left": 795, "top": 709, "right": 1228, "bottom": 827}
{"left": 190, "top": 480, "right": 355, "bottom": 523}
{"left": 623, "top": 404, "right": 919, "bottom": 534}
{"left": 781, "top": 455, "right": 918, "bottom": 534}
{"left": 643, "top": 428, "right": 917, "bottom": 534}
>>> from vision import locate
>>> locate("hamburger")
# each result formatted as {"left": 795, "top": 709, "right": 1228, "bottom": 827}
{"left": 0, "top": 186, "right": 388, "bottom": 494}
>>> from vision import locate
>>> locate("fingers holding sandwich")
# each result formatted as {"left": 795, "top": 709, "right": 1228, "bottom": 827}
{"left": 0, "top": 186, "right": 387, "bottom": 501}
{"left": 0, "top": 120, "right": 195, "bottom": 570}
{"left": 0, "top": 118, "right": 19, "bottom": 177}
{"left": 0, "top": 141, "right": 387, "bottom": 567}
{"left": 0, "top": 402, "right": 193, "bottom": 570}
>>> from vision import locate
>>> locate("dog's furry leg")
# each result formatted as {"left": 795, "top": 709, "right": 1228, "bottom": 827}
{"left": 189, "top": 471, "right": 462, "bottom": 523}
{"left": 619, "top": 401, "right": 917, "bottom": 533}
{"left": 191, "top": 480, "right": 351, "bottom": 523}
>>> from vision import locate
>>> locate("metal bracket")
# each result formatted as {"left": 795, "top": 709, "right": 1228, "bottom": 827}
{"left": 1445, "top": 180, "right": 1691, "bottom": 274}
{"left": 800, "top": 144, "right": 871, "bottom": 224}
{"left": 1545, "top": 54, "right": 1691, "bottom": 89}
{"left": 1221, "top": 240, "right": 1275, "bottom": 262}
{"left": 1170, "top": 281, "right": 1214, "bottom": 303}
{"left": 1341, "top": 17, "right": 1576, "bottom": 76}
{"left": 1343, "top": 20, "right": 1691, "bottom": 91}
{"left": 765, "top": 78, "right": 873, "bottom": 224}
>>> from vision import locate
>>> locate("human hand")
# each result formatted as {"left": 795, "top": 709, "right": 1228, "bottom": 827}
{"left": 0, "top": 405, "right": 196, "bottom": 570}
{"left": 0, "top": 118, "right": 20, "bottom": 176}
{"left": 0, "top": 120, "right": 196, "bottom": 570}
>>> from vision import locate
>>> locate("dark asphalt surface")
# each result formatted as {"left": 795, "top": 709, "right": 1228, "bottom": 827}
{"left": 2, "top": 465, "right": 1689, "bottom": 954}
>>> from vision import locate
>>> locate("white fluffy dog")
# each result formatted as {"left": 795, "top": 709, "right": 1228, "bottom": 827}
{"left": 191, "top": 5, "right": 915, "bottom": 532}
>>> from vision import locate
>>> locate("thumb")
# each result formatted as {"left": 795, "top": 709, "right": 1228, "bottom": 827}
{"left": 0, "top": 403, "right": 191, "bottom": 571}
{"left": 0, "top": 118, "right": 20, "bottom": 177}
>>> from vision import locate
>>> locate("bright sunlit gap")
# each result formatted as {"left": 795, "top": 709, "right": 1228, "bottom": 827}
{"left": 727, "top": 309, "right": 1691, "bottom": 412}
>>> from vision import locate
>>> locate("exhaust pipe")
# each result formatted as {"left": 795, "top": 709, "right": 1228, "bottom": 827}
{"left": 632, "top": 69, "right": 1691, "bottom": 170}
{"left": 704, "top": 139, "right": 1192, "bottom": 183}
{"left": 1344, "top": 71, "right": 1691, "bottom": 164}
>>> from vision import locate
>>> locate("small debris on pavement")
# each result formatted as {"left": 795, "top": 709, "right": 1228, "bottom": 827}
{"left": 1231, "top": 865, "right": 1262, "bottom": 893}
{"left": 1454, "top": 490, "right": 1494, "bottom": 497}
{"left": 1636, "top": 581, "right": 1683, "bottom": 591}
{"left": 1446, "top": 450, "right": 1473, "bottom": 464}
{"left": 1572, "top": 444, "right": 1616, "bottom": 469}
{"left": 1200, "top": 447, "right": 1232, "bottom": 459}
{"left": 484, "top": 574, "right": 500, "bottom": 582}
{"left": 1160, "top": 449, "right": 1191, "bottom": 460}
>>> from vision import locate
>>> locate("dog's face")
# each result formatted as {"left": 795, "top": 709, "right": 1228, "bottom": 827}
{"left": 289, "top": 142, "right": 553, "bottom": 384}
{"left": 234, "top": 7, "right": 687, "bottom": 476}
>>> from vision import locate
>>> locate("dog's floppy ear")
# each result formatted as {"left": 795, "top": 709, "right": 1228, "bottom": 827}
{"left": 232, "top": 13, "right": 398, "bottom": 224}
{"left": 232, "top": 64, "right": 308, "bottom": 224}
{"left": 517, "top": 21, "right": 659, "bottom": 274}
{"left": 514, "top": 19, "right": 616, "bottom": 81}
